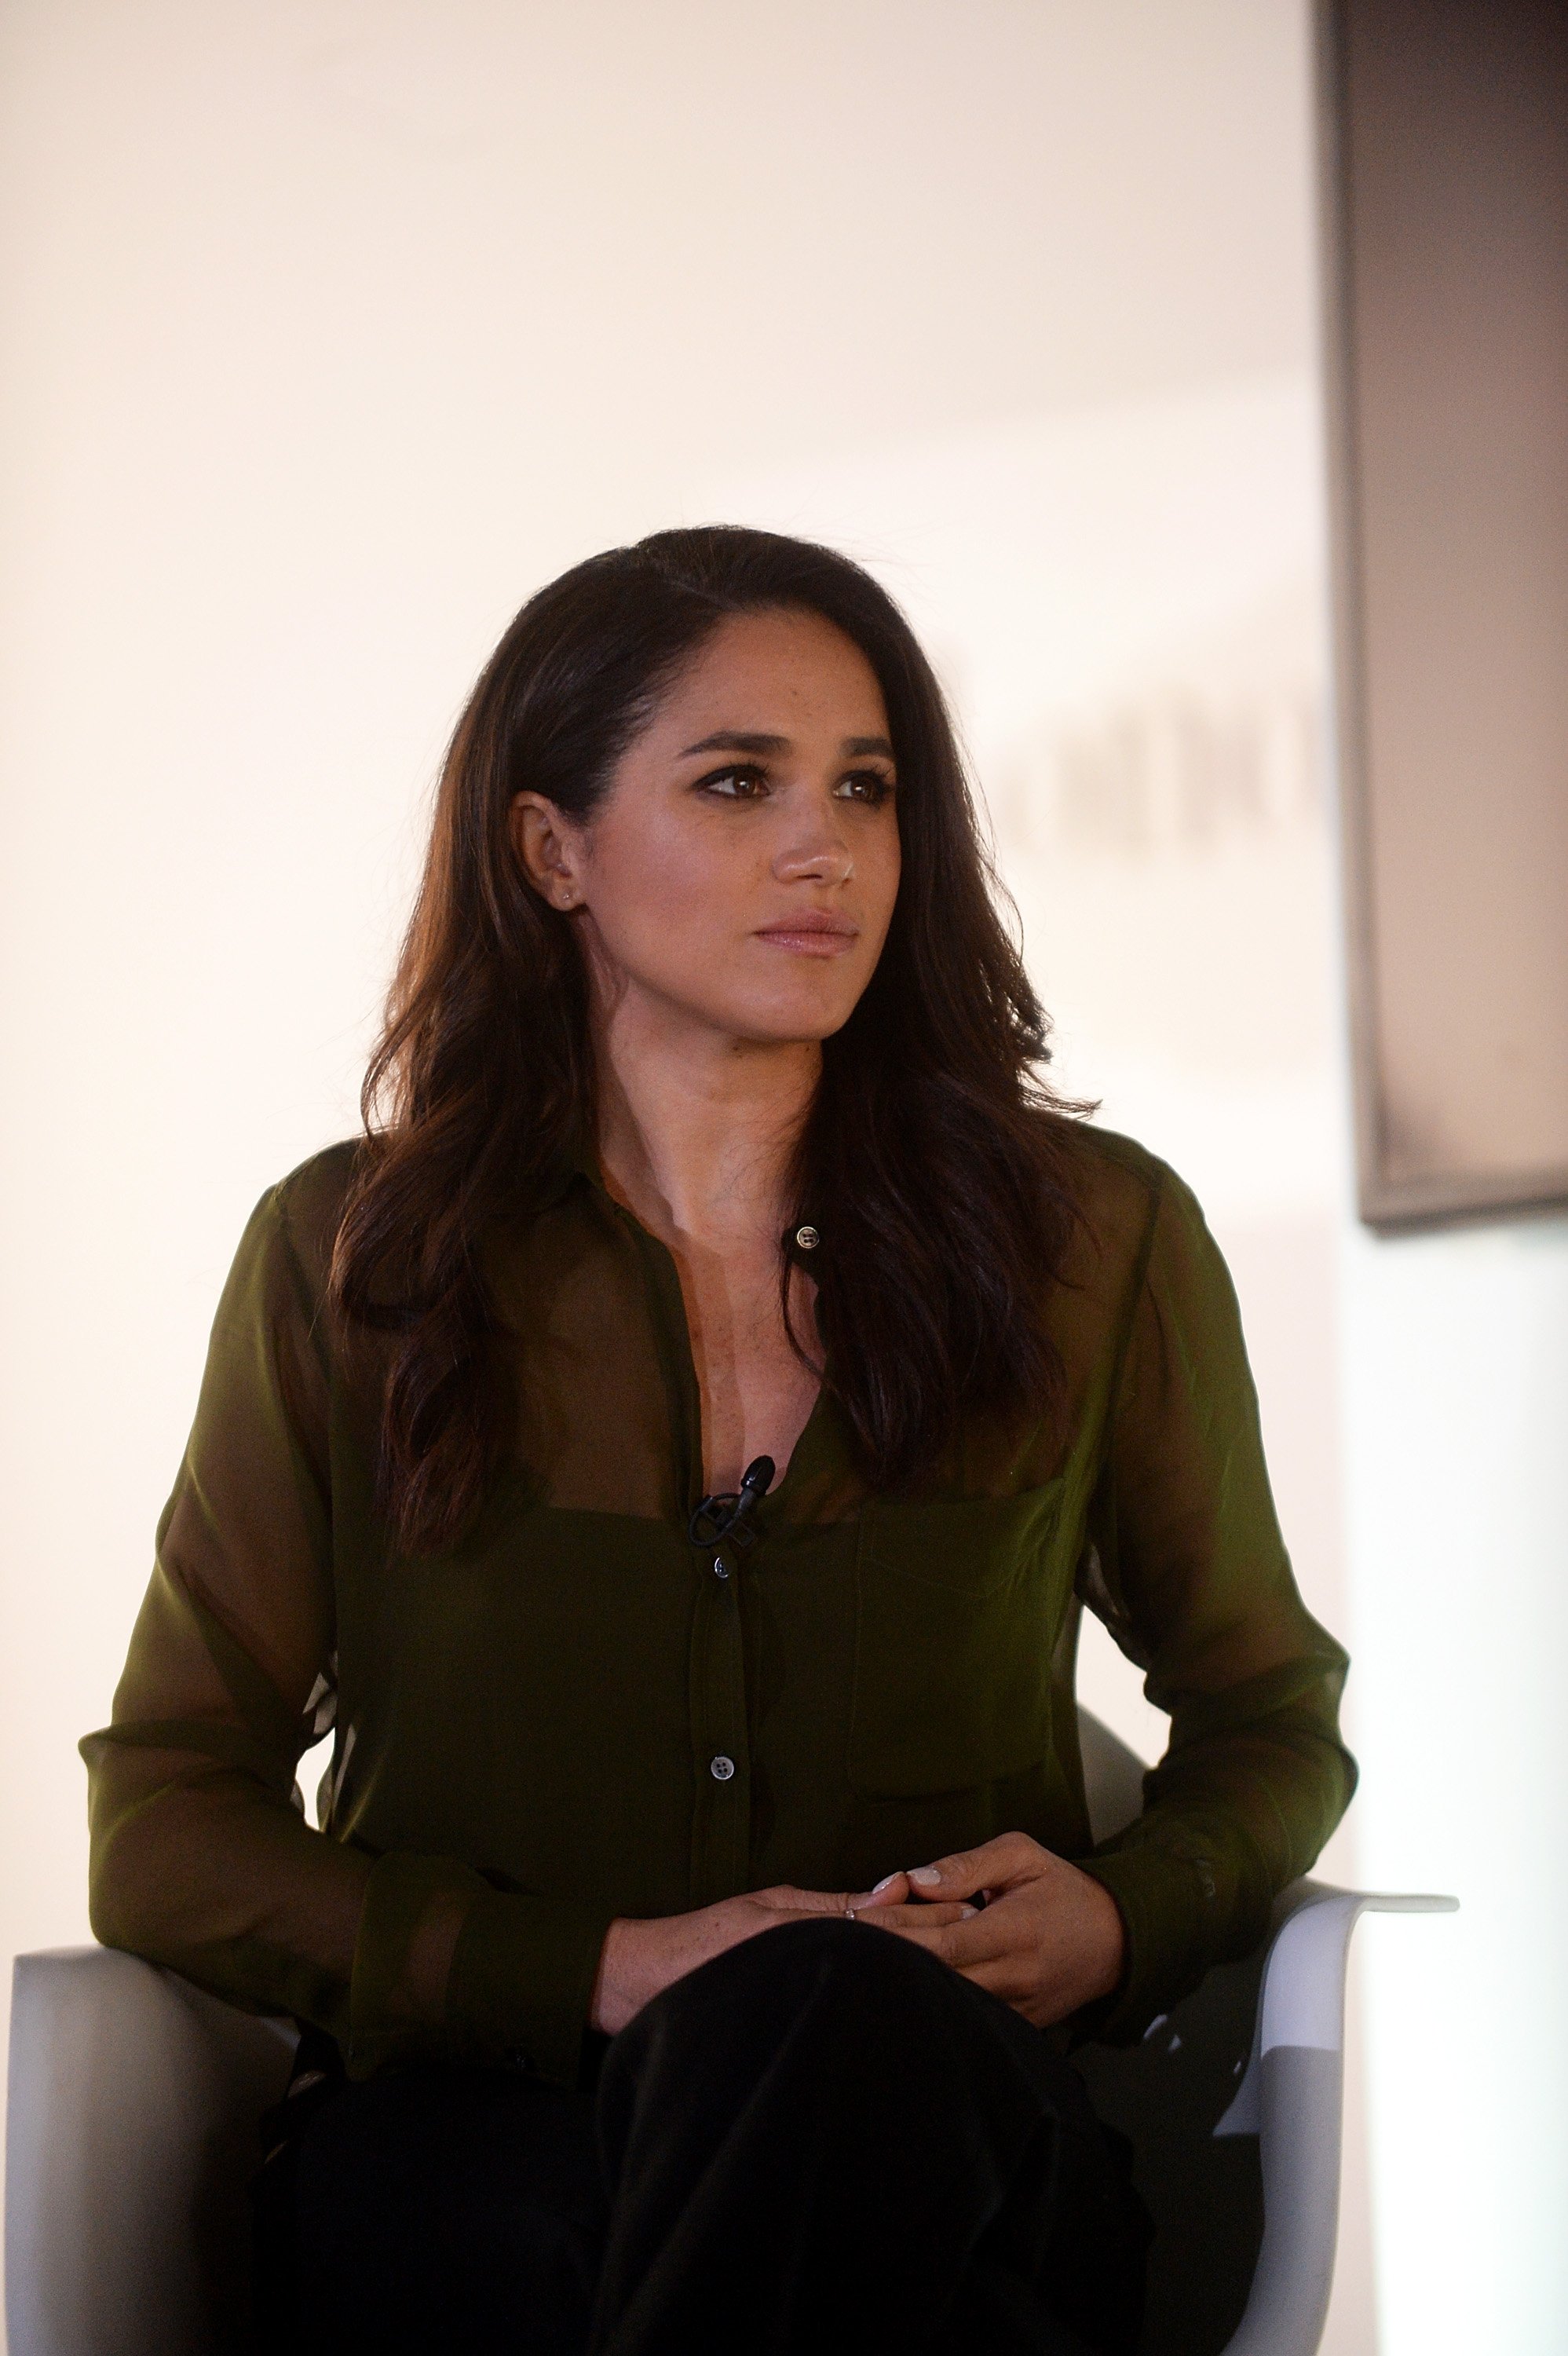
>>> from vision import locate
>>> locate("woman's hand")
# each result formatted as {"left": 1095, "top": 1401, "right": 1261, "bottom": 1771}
{"left": 850, "top": 1833, "right": 1128, "bottom": 2029}
{"left": 589, "top": 1879, "right": 974, "bottom": 2035}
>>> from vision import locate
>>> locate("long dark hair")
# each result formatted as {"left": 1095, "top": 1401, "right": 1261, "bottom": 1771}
{"left": 330, "top": 525, "right": 1089, "bottom": 1555}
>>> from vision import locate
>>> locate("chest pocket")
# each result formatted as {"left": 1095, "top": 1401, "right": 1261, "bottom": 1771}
{"left": 848, "top": 1480, "right": 1071, "bottom": 1799}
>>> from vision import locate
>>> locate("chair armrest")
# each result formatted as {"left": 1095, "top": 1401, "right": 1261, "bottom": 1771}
{"left": 5, "top": 1945, "right": 299, "bottom": 2356}
{"left": 1214, "top": 1886, "right": 1457, "bottom": 2356}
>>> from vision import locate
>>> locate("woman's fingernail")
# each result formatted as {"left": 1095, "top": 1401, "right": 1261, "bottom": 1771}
{"left": 959, "top": 1904, "right": 978, "bottom": 1919}
{"left": 872, "top": 1873, "right": 901, "bottom": 1894}
{"left": 910, "top": 1865, "right": 942, "bottom": 1887}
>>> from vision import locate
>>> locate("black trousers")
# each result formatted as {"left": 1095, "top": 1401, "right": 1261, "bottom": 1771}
{"left": 251, "top": 1916, "right": 1150, "bottom": 2356}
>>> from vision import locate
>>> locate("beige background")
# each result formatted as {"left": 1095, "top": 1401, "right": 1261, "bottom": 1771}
{"left": 5, "top": 4, "right": 1559, "bottom": 2348}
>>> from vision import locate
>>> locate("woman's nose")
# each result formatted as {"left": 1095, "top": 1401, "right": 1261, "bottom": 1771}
{"left": 772, "top": 812, "right": 853, "bottom": 885}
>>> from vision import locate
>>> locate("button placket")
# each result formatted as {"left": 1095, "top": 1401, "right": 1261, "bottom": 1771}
{"left": 688, "top": 1519, "right": 755, "bottom": 1905}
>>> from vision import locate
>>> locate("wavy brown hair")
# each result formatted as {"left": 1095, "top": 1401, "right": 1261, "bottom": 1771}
{"left": 330, "top": 524, "right": 1090, "bottom": 1555}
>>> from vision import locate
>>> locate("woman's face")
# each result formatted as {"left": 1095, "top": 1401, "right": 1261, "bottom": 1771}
{"left": 511, "top": 605, "right": 901, "bottom": 1048}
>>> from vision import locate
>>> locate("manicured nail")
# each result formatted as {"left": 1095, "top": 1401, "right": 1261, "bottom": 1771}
{"left": 910, "top": 1865, "right": 942, "bottom": 1887}
{"left": 959, "top": 1904, "right": 978, "bottom": 1919}
{"left": 872, "top": 1873, "right": 901, "bottom": 1893}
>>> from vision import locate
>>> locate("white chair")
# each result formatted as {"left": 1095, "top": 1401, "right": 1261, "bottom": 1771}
{"left": 5, "top": 1714, "right": 1454, "bottom": 2356}
{"left": 1073, "top": 1716, "right": 1455, "bottom": 2354}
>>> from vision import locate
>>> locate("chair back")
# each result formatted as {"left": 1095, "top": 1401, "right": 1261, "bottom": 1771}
{"left": 5, "top": 1946, "right": 297, "bottom": 2356}
{"left": 1074, "top": 1710, "right": 1266, "bottom": 2356}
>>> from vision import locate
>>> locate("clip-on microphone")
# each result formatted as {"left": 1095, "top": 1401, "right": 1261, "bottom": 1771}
{"left": 687, "top": 1454, "right": 776, "bottom": 1550}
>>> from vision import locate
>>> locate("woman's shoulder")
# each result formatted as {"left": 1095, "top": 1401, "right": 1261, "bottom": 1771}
{"left": 1047, "top": 1115, "right": 1237, "bottom": 1330}
{"left": 256, "top": 1135, "right": 368, "bottom": 1296}
{"left": 1044, "top": 1113, "right": 1185, "bottom": 1249}
{"left": 1045, "top": 1114, "right": 1238, "bottom": 1315}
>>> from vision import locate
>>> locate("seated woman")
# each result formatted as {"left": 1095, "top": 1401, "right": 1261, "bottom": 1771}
{"left": 82, "top": 524, "right": 1355, "bottom": 2356}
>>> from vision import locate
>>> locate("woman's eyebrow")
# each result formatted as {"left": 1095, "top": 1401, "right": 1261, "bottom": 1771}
{"left": 679, "top": 730, "right": 788, "bottom": 758}
{"left": 678, "top": 730, "right": 896, "bottom": 759}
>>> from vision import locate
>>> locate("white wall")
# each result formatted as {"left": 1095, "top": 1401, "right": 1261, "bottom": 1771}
{"left": 0, "top": 3, "right": 1414, "bottom": 2347}
{"left": 1339, "top": 1216, "right": 1568, "bottom": 2353}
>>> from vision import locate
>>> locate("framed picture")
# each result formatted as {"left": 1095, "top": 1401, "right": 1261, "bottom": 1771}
{"left": 1317, "top": 0, "right": 1568, "bottom": 1226}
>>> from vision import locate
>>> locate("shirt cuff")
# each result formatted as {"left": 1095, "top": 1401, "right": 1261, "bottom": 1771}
{"left": 347, "top": 1850, "right": 617, "bottom": 2090}
{"left": 447, "top": 1884, "right": 620, "bottom": 2089}
{"left": 1071, "top": 1844, "right": 1219, "bottom": 2046}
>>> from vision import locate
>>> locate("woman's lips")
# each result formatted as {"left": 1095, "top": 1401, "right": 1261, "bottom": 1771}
{"left": 753, "top": 920, "right": 860, "bottom": 957}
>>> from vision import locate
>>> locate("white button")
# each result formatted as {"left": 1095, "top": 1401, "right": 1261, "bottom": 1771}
{"left": 795, "top": 1224, "right": 820, "bottom": 1250}
{"left": 713, "top": 1555, "right": 730, "bottom": 1579}
{"left": 710, "top": 1754, "right": 736, "bottom": 1782}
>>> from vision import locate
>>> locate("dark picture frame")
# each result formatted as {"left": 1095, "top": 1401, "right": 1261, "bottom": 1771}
{"left": 1316, "top": 0, "right": 1568, "bottom": 1228}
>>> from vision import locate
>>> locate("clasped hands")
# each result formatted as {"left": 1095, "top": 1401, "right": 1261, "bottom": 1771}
{"left": 589, "top": 1831, "right": 1127, "bottom": 2037}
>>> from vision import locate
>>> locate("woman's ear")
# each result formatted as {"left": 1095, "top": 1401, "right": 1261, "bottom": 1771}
{"left": 510, "top": 792, "right": 585, "bottom": 911}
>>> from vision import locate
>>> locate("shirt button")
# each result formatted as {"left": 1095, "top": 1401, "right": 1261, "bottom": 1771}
{"left": 710, "top": 1753, "right": 736, "bottom": 1783}
{"left": 712, "top": 1554, "right": 730, "bottom": 1580}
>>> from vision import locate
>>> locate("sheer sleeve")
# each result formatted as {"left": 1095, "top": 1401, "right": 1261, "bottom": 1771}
{"left": 79, "top": 1176, "right": 612, "bottom": 2089}
{"left": 1073, "top": 1161, "right": 1358, "bottom": 2041}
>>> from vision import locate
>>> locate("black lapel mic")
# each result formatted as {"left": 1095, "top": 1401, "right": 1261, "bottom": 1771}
{"left": 687, "top": 1455, "right": 776, "bottom": 1550}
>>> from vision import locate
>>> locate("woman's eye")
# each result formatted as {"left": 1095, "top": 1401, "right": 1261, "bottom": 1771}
{"left": 696, "top": 764, "right": 894, "bottom": 804}
{"left": 836, "top": 770, "right": 895, "bottom": 805}
{"left": 699, "top": 766, "right": 769, "bottom": 799}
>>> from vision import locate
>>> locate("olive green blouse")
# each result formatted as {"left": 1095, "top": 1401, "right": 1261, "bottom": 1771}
{"left": 81, "top": 1122, "right": 1355, "bottom": 2091}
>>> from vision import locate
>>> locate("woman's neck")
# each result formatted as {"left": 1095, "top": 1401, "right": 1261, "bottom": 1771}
{"left": 590, "top": 989, "right": 821, "bottom": 1253}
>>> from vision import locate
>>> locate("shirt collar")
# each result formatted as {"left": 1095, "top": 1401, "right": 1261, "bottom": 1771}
{"left": 535, "top": 1116, "right": 821, "bottom": 1261}
{"left": 535, "top": 1116, "right": 606, "bottom": 1211}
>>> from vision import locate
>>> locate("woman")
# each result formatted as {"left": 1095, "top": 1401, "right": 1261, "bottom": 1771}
{"left": 82, "top": 525, "right": 1355, "bottom": 2354}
